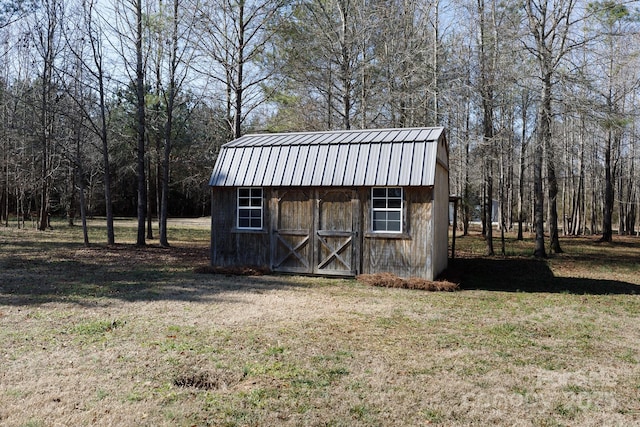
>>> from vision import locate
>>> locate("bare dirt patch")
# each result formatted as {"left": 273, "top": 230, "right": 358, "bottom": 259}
{"left": 173, "top": 368, "right": 244, "bottom": 391}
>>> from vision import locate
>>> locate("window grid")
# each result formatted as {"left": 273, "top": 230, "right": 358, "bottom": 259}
{"left": 237, "top": 188, "right": 263, "bottom": 229}
{"left": 371, "top": 187, "right": 403, "bottom": 232}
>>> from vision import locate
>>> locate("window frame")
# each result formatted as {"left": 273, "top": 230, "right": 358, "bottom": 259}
{"left": 370, "top": 187, "right": 404, "bottom": 233}
{"left": 236, "top": 187, "right": 263, "bottom": 230}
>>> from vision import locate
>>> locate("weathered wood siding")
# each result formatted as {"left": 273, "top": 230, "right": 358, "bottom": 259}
{"left": 271, "top": 189, "right": 313, "bottom": 273}
{"left": 432, "top": 157, "right": 450, "bottom": 278}
{"left": 361, "top": 187, "right": 435, "bottom": 279}
{"left": 432, "top": 134, "right": 450, "bottom": 278}
{"left": 211, "top": 182, "right": 448, "bottom": 280}
{"left": 270, "top": 188, "right": 359, "bottom": 276}
{"left": 210, "top": 188, "right": 270, "bottom": 268}
{"left": 315, "top": 189, "right": 359, "bottom": 275}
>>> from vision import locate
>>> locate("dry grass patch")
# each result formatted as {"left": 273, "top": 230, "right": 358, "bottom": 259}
{"left": 1, "top": 222, "right": 640, "bottom": 426}
{"left": 356, "top": 272, "right": 459, "bottom": 291}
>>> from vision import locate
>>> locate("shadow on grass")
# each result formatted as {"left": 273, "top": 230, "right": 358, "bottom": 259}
{"left": 2, "top": 236, "right": 639, "bottom": 305}
{"left": 447, "top": 257, "right": 639, "bottom": 295}
{"left": 0, "top": 243, "right": 313, "bottom": 307}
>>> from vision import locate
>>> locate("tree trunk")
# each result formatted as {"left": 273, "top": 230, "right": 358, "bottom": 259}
{"left": 135, "top": 0, "right": 147, "bottom": 246}
{"left": 539, "top": 78, "right": 562, "bottom": 253}
{"left": 590, "top": 152, "right": 598, "bottom": 235}
{"left": 38, "top": 2, "right": 56, "bottom": 232}
{"left": 484, "top": 153, "right": 494, "bottom": 255}
{"left": 547, "top": 149, "right": 562, "bottom": 253}
{"left": 618, "top": 157, "right": 625, "bottom": 235}
{"left": 98, "top": 67, "right": 115, "bottom": 245}
{"left": 463, "top": 102, "right": 471, "bottom": 236}
{"left": 533, "top": 109, "right": 546, "bottom": 257}
{"left": 627, "top": 135, "right": 636, "bottom": 235}
{"left": 159, "top": 0, "right": 179, "bottom": 248}
{"left": 146, "top": 152, "right": 154, "bottom": 240}
{"left": 67, "top": 160, "right": 76, "bottom": 226}
{"left": 77, "top": 161, "right": 90, "bottom": 246}
{"left": 517, "top": 97, "right": 527, "bottom": 240}
{"left": 234, "top": 0, "right": 245, "bottom": 138}
{"left": 477, "top": 0, "right": 493, "bottom": 256}
{"left": 339, "top": 0, "right": 351, "bottom": 130}
{"left": 525, "top": 0, "right": 578, "bottom": 256}
{"left": 499, "top": 137, "right": 506, "bottom": 255}
{"left": 601, "top": 130, "right": 614, "bottom": 242}
{"left": 570, "top": 120, "right": 585, "bottom": 235}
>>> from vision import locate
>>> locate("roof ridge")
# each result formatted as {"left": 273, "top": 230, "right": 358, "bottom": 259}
{"left": 225, "top": 127, "right": 444, "bottom": 148}
{"left": 240, "top": 126, "right": 444, "bottom": 139}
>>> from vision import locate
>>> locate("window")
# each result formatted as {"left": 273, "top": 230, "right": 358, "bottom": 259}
{"left": 237, "top": 188, "right": 263, "bottom": 229}
{"left": 371, "top": 187, "right": 403, "bottom": 232}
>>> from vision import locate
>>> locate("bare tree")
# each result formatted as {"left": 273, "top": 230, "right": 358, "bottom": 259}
{"left": 156, "top": 0, "right": 197, "bottom": 246}
{"left": 586, "top": 1, "right": 639, "bottom": 241}
{"left": 269, "top": 0, "right": 372, "bottom": 130}
{"left": 28, "top": 0, "right": 65, "bottom": 231}
{"left": 476, "top": 0, "right": 501, "bottom": 255}
{"left": 0, "top": 40, "right": 8, "bottom": 225}
{"left": 373, "top": 0, "right": 451, "bottom": 128}
{"left": 523, "top": 0, "right": 582, "bottom": 256}
{"left": 0, "top": 0, "right": 34, "bottom": 31}
{"left": 86, "top": 0, "right": 116, "bottom": 245}
{"left": 60, "top": 0, "right": 116, "bottom": 244}
{"left": 196, "top": 0, "right": 285, "bottom": 137}
{"left": 112, "top": 0, "right": 148, "bottom": 245}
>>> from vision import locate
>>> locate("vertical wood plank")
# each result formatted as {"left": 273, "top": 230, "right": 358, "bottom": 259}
{"left": 210, "top": 188, "right": 216, "bottom": 265}
{"left": 352, "top": 192, "right": 361, "bottom": 274}
{"left": 312, "top": 189, "right": 319, "bottom": 273}
{"left": 272, "top": 188, "right": 313, "bottom": 273}
{"left": 269, "top": 188, "right": 279, "bottom": 271}
{"left": 315, "top": 189, "right": 356, "bottom": 275}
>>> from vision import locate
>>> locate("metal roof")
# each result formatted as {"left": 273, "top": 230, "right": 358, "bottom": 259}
{"left": 209, "top": 127, "right": 446, "bottom": 187}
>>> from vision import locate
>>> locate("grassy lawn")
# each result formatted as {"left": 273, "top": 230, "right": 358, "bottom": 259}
{"left": 1, "top": 219, "right": 639, "bottom": 426}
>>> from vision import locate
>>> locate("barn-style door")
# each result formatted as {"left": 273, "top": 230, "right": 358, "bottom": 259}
{"left": 314, "top": 189, "right": 358, "bottom": 276}
{"left": 272, "top": 189, "right": 313, "bottom": 274}
{"left": 272, "top": 189, "right": 360, "bottom": 276}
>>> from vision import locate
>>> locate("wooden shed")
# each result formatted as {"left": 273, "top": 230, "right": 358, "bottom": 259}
{"left": 209, "top": 127, "right": 449, "bottom": 280}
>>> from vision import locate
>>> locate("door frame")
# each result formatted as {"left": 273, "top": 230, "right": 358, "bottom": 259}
{"left": 313, "top": 189, "right": 360, "bottom": 276}
{"left": 270, "top": 188, "right": 313, "bottom": 274}
{"left": 271, "top": 188, "right": 360, "bottom": 276}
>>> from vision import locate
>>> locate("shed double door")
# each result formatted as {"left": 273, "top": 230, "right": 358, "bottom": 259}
{"left": 272, "top": 189, "right": 359, "bottom": 276}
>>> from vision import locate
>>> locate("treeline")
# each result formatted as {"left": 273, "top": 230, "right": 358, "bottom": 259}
{"left": 0, "top": 0, "right": 639, "bottom": 251}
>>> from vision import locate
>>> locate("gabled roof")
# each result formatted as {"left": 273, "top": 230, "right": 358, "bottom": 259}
{"left": 209, "top": 127, "right": 446, "bottom": 187}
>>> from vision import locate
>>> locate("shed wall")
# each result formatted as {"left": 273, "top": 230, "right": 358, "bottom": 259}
{"left": 432, "top": 162, "right": 450, "bottom": 278}
{"left": 210, "top": 188, "right": 271, "bottom": 268}
{"left": 211, "top": 185, "right": 446, "bottom": 280}
{"left": 360, "top": 187, "right": 435, "bottom": 279}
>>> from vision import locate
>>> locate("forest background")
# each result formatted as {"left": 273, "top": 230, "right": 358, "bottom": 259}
{"left": 0, "top": 0, "right": 638, "bottom": 252}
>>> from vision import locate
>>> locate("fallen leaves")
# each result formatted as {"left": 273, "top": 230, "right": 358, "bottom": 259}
{"left": 356, "top": 272, "right": 459, "bottom": 291}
